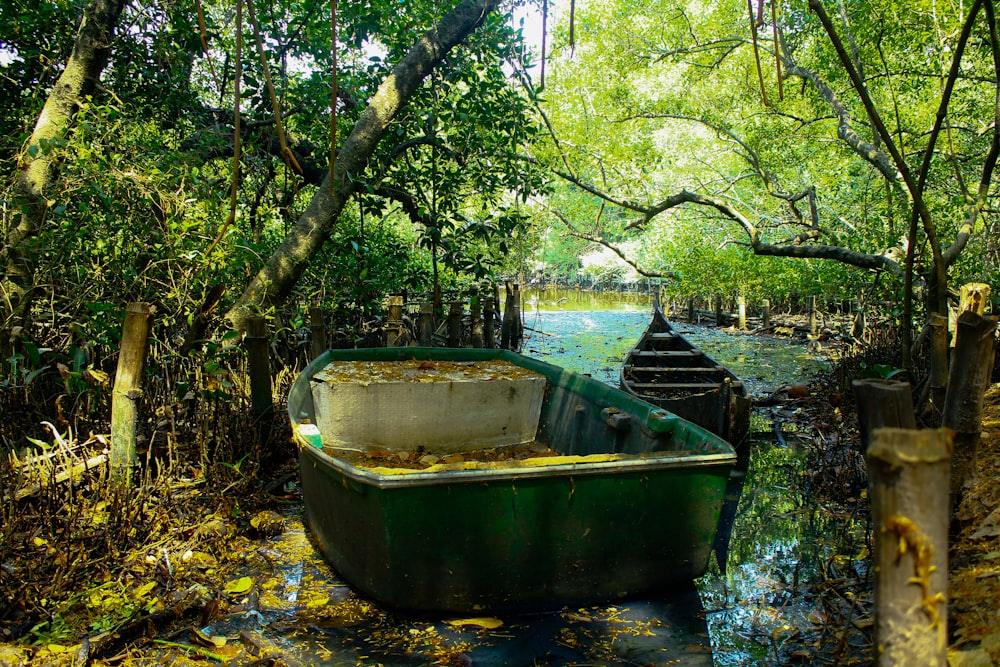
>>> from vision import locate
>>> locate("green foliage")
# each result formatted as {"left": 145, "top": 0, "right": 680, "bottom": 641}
{"left": 524, "top": 0, "right": 998, "bottom": 309}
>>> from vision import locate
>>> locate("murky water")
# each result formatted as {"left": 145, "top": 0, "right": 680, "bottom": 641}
{"left": 518, "top": 293, "right": 869, "bottom": 665}
{"left": 186, "top": 291, "right": 867, "bottom": 666}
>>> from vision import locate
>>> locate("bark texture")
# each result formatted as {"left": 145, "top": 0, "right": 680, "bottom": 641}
{"left": 868, "top": 428, "right": 951, "bottom": 667}
{"left": 225, "top": 0, "right": 500, "bottom": 330}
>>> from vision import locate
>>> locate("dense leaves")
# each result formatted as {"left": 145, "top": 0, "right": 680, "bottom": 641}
{"left": 530, "top": 0, "right": 1000, "bottom": 319}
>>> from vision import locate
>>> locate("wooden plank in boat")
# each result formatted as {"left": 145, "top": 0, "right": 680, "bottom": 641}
{"left": 630, "top": 350, "right": 705, "bottom": 358}
{"left": 647, "top": 332, "right": 681, "bottom": 342}
{"left": 629, "top": 382, "right": 724, "bottom": 391}
{"left": 625, "top": 365, "right": 727, "bottom": 374}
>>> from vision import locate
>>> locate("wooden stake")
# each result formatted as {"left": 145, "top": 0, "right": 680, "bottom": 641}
{"left": 446, "top": 301, "right": 463, "bottom": 348}
{"left": 110, "top": 302, "right": 154, "bottom": 483}
{"left": 309, "top": 306, "right": 327, "bottom": 359}
{"left": 761, "top": 299, "right": 770, "bottom": 330}
{"left": 245, "top": 315, "right": 272, "bottom": 419}
{"left": 868, "top": 428, "right": 951, "bottom": 667}
{"left": 852, "top": 379, "right": 916, "bottom": 453}
{"left": 470, "top": 287, "right": 483, "bottom": 348}
{"left": 386, "top": 296, "right": 403, "bottom": 347}
{"left": 958, "top": 282, "right": 991, "bottom": 316}
{"left": 418, "top": 302, "right": 434, "bottom": 346}
{"left": 942, "top": 310, "right": 998, "bottom": 504}
{"left": 737, "top": 294, "right": 746, "bottom": 330}
{"left": 928, "top": 313, "right": 948, "bottom": 411}
{"left": 807, "top": 295, "right": 817, "bottom": 336}
{"left": 483, "top": 296, "right": 496, "bottom": 349}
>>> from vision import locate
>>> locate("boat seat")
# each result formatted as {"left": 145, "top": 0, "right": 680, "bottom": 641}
{"left": 625, "top": 365, "right": 727, "bottom": 375}
{"left": 630, "top": 382, "right": 725, "bottom": 391}
{"left": 631, "top": 350, "right": 705, "bottom": 358}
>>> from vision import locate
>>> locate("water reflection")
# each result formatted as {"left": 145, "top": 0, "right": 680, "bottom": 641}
{"left": 204, "top": 512, "right": 713, "bottom": 666}
{"left": 520, "top": 300, "right": 868, "bottom": 665}
{"left": 522, "top": 288, "right": 652, "bottom": 312}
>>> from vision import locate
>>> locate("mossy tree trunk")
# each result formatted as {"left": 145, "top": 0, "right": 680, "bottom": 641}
{"left": 1, "top": 0, "right": 128, "bottom": 327}
{"left": 225, "top": 0, "right": 501, "bottom": 331}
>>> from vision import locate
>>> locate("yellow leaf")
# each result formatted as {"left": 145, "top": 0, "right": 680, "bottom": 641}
{"left": 46, "top": 644, "right": 79, "bottom": 654}
{"left": 86, "top": 367, "right": 110, "bottom": 387}
{"left": 133, "top": 581, "right": 157, "bottom": 599}
{"left": 445, "top": 617, "right": 503, "bottom": 629}
{"left": 224, "top": 576, "right": 253, "bottom": 595}
{"left": 33, "top": 537, "right": 48, "bottom": 547}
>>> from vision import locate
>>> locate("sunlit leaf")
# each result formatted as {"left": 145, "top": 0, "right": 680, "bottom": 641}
{"left": 445, "top": 617, "right": 503, "bottom": 629}
{"left": 224, "top": 576, "right": 253, "bottom": 595}
{"left": 133, "top": 581, "right": 157, "bottom": 599}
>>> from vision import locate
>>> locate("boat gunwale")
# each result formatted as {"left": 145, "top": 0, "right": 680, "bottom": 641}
{"left": 290, "top": 346, "right": 737, "bottom": 490}
{"left": 294, "top": 430, "right": 736, "bottom": 489}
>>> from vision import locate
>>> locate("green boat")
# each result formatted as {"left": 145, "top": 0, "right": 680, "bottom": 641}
{"left": 289, "top": 347, "right": 736, "bottom": 613}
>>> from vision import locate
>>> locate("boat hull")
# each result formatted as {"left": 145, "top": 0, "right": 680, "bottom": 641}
{"left": 291, "top": 347, "right": 735, "bottom": 613}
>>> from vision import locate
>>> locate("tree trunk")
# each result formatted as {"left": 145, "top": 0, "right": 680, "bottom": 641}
{"left": 1, "top": 0, "right": 128, "bottom": 326}
{"left": 225, "top": 0, "right": 501, "bottom": 330}
{"left": 868, "top": 428, "right": 951, "bottom": 667}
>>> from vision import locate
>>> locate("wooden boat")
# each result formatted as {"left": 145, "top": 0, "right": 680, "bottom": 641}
{"left": 620, "top": 305, "right": 751, "bottom": 448}
{"left": 289, "top": 347, "right": 737, "bottom": 613}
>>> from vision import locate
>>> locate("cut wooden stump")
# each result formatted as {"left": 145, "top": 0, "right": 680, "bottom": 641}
{"left": 852, "top": 379, "right": 916, "bottom": 453}
{"left": 942, "top": 310, "right": 998, "bottom": 507}
{"left": 868, "top": 427, "right": 951, "bottom": 667}
{"left": 110, "top": 302, "right": 153, "bottom": 483}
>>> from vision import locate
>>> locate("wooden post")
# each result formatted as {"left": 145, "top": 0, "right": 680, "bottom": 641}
{"left": 501, "top": 283, "right": 522, "bottom": 350}
{"left": 958, "top": 282, "right": 991, "bottom": 316}
{"left": 807, "top": 295, "right": 817, "bottom": 336}
{"left": 418, "top": 302, "right": 434, "bottom": 346}
{"left": 928, "top": 313, "right": 949, "bottom": 411}
{"left": 852, "top": 379, "right": 916, "bottom": 453}
{"left": 110, "top": 302, "right": 154, "bottom": 483}
{"left": 737, "top": 294, "right": 746, "bottom": 330}
{"left": 761, "top": 299, "right": 770, "bottom": 330}
{"left": 446, "top": 301, "right": 463, "bottom": 347}
{"left": 386, "top": 295, "right": 404, "bottom": 347}
{"left": 245, "top": 315, "right": 272, "bottom": 419}
{"left": 851, "top": 303, "right": 866, "bottom": 341}
{"left": 688, "top": 298, "right": 696, "bottom": 324}
{"left": 868, "top": 428, "right": 951, "bottom": 667}
{"left": 714, "top": 295, "right": 723, "bottom": 326}
{"left": 483, "top": 296, "right": 496, "bottom": 349}
{"left": 309, "top": 306, "right": 327, "bottom": 359}
{"left": 942, "top": 310, "right": 998, "bottom": 504}
{"left": 512, "top": 283, "right": 523, "bottom": 348}
{"left": 469, "top": 287, "right": 483, "bottom": 348}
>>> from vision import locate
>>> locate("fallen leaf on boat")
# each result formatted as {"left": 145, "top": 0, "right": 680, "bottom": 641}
{"left": 445, "top": 617, "right": 503, "bottom": 629}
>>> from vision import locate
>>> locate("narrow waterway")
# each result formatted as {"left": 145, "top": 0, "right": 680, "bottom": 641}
{"left": 517, "top": 292, "right": 870, "bottom": 665}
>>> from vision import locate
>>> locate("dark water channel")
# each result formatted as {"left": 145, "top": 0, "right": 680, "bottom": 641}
{"left": 188, "top": 292, "right": 868, "bottom": 666}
